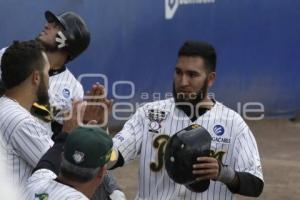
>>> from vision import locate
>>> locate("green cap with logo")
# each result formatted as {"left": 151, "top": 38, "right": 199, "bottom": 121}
{"left": 64, "top": 126, "right": 113, "bottom": 168}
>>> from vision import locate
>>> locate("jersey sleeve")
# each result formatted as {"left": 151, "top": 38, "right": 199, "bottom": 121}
{"left": 113, "top": 107, "right": 145, "bottom": 164}
{"left": 73, "top": 81, "right": 84, "bottom": 101}
{"left": 11, "top": 119, "right": 54, "bottom": 168}
{"left": 28, "top": 168, "right": 57, "bottom": 183}
{"left": 232, "top": 116, "right": 264, "bottom": 181}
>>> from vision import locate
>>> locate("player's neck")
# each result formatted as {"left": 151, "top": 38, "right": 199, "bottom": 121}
{"left": 198, "top": 97, "right": 215, "bottom": 109}
{"left": 4, "top": 87, "right": 35, "bottom": 111}
{"left": 176, "top": 96, "right": 215, "bottom": 122}
{"left": 46, "top": 51, "right": 68, "bottom": 70}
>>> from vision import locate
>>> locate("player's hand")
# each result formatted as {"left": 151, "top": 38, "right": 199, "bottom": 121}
{"left": 192, "top": 157, "right": 219, "bottom": 181}
{"left": 109, "top": 190, "right": 127, "bottom": 200}
{"left": 62, "top": 100, "right": 87, "bottom": 133}
{"left": 83, "top": 83, "right": 112, "bottom": 127}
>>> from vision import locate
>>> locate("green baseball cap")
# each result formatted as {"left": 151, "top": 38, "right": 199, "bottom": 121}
{"left": 64, "top": 126, "right": 113, "bottom": 168}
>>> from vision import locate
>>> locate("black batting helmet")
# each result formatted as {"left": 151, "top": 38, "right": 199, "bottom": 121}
{"left": 45, "top": 10, "right": 90, "bottom": 61}
{"left": 164, "top": 124, "right": 212, "bottom": 193}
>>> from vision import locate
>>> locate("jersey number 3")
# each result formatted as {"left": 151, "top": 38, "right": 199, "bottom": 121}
{"left": 150, "top": 134, "right": 170, "bottom": 172}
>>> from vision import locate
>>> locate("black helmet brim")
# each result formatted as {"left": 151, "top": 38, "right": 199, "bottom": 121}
{"left": 45, "top": 10, "right": 66, "bottom": 30}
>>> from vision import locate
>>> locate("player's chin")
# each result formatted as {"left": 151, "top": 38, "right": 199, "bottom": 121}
{"left": 36, "top": 36, "right": 45, "bottom": 44}
{"left": 177, "top": 94, "right": 197, "bottom": 101}
{"left": 37, "top": 34, "right": 51, "bottom": 43}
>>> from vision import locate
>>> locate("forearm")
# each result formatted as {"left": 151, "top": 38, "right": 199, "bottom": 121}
{"left": 218, "top": 165, "right": 264, "bottom": 197}
{"left": 229, "top": 172, "right": 264, "bottom": 197}
{"left": 103, "top": 171, "right": 122, "bottom": 193}
{"left": 32, "top": 132, "right": 68, "bottom": 175}
{"left": 51, "top": 121, "right": 63, "bottom": 139}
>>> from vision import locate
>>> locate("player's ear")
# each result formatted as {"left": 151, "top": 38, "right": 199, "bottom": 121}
{"left": 207, "top": 72, "right": 216, "bottom": 87}
{"left": 32, "top": 70, "right": 41, "bottom": 86}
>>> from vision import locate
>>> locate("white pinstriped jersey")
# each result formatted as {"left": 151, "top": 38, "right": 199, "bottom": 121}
{"left": 0, "top": 136, "right": 21, "bottom": 200}
{"left": 24, "top": 169, "right": 88, "bottom": 200}
{"left": 48, "top": 68, "right": 84, "bottom": 124}
{"left": 0, "top": 96, "right": 54, "bottom": 186}
{"left": 113, "top": 98, "right": 263, "bottom": 200}
{"left": 29, "top": 67, "right": 84, "bottom": 134}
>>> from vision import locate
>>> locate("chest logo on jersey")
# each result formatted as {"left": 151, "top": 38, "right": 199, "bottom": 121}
{"left": 35, "top": 193, "right": 49, "bottom": 200}
{"left": 146, "top": 109, "right": 168, "bottom": 133}
{"left": 62, "top": 88, "right": 71, "bottom": 99}
{"left": 212, "top": 124, "right": 231, "bottom": 144}
{"left": 213, "top": 125, "right": 224, "bottom": 136}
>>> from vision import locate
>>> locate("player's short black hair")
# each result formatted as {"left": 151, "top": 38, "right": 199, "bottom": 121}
{"left": 178, "top": 40, "right": 217, "bottom": 72}
{"left": 1, "top": 40, "right": 45, "bottom": 89}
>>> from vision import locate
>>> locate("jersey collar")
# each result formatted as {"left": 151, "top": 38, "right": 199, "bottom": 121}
{"left": 176, "top": 99, "right": 216, "bottom": 122}
{"left": 49, "top": 65, "right": 67, "bottom": 76}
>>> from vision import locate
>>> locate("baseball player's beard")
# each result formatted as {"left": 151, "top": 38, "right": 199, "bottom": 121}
{"left": 173, "top": 78, "right": 209, "bottom": 120}
{"left": 173, "top": 78, "right": 208, "bottom": 106}
{"left": 36, "top": 75, "right": 49, "bottom": 105}
{"left": 35, "top": 37, "right": 58, "bottom": 52}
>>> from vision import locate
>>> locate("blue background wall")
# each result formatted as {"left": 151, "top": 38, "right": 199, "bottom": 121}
{"left": 0, "top": 0, "right": 299, "bottom": 118}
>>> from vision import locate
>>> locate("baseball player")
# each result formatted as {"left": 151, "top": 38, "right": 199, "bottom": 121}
{"left": 0, "top": 40, "right": 54, "bottom": 186}
{"left": 24, "top": 126, "right": 114, "bottom": 200}
{"left": 111, "top": 41, "right": 264, "bottom": 199}
{"left": 33, "top": 10, "right": 89, "bottom": 135}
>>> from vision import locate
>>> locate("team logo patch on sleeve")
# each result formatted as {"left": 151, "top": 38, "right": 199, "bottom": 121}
{"left": 35, "top": 193, "right": 49, "bottom": 200}
{"left": 115, "top": 134, "right": 125, "bottom": 142}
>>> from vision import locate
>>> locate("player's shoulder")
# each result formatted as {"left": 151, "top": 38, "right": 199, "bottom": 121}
{"left": 29, "top": 169, "right": 57, "bottom": 183}
{"left": 0, "top": 97, "right": 48, "bottom": 129}
{"left": 50, "top": 67, "right": 77, "bottom": 81}
{"left": 213, "top": 101, "right": 244, "bottom": 121}
{"left": 213, "top": 101, "right": 249, "bottom": 135}
{"left": 26, "top": 169, "right": 88, "bottom": 200}
{"left": 49, "top": 67, "right": 83, "bottom": 99}
{"left": 0, "top": 98, "right": 34, "bottom": 141}
{"left": 63, "top": 68, "right": 83, "bottom": 90}
{"left": 0, "top": 97, "right": 31, "bottom": 121}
